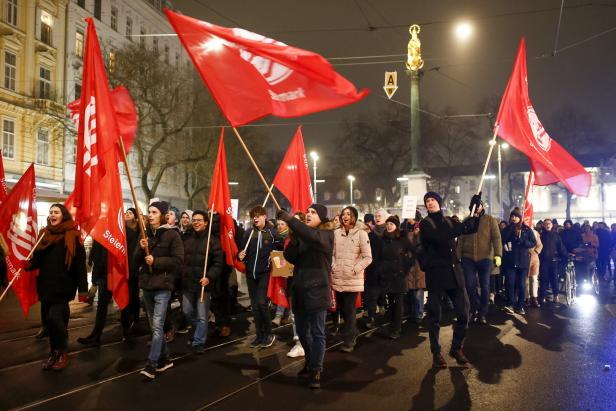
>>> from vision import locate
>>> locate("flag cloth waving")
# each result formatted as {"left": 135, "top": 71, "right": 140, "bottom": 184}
{"left": 0, "top": 151, "right": 8, "bottom": 205}
{"left": 0, "top": 164, "right": 38, "bottom": 315}
{"left": 273, "top": 126, "right": 313, "bottom": 213}
{"left": 495, "top": 38, "right": 591, "bottom": 196}
{"left": 73, "top": 18, "right": 129, "bottom": 309}
{"left": 522, "top": 171, "right": 535, "bottom": 227}
{"left": 208, "top": 130, "right": 239, "bottom": 266}
{"left": 165, "top": 9, "right": 368, "bottom": 126}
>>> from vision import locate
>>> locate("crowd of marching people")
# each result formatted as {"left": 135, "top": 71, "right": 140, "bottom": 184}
{"left": 13, "top": 192, "right": 616, "bottom": 388}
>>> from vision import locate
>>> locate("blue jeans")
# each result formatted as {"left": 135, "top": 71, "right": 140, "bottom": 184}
{"left": 143, "top": 289, "right": 171, "bottom": 366}
{"left": 294, "top": 310, "right": 327, "bottom": 371}
{"left": 183, "top": 290, "right": 211, "bottom": 346}
{"left": 505, "top": 267, "right": 527, "bottom": 310}
{"left": 462, "top": 258, "right": 493, "bottom": 317}
{"left": 405, "top": 289, "right": 425, "bottom": 319}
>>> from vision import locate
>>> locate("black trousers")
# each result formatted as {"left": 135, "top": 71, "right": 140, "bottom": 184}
{"left": 246, "top": 274, "right": 272, "bottom": 340}
{"left": 387, "top": 293, "right": 404, "bottom": 332}
{"left": 93, "top": 278, "right": 133, "bottom": 335}
{"left": 335, "top": 291, "right": 359, "bottom": 347}
{"left": 41, "top": 301, "right": 70, "bottom": 352}
{"left": 426, "top": 288, "right": 469, "bottom": 354}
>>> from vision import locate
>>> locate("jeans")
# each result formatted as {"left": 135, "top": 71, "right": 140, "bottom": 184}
{"left": 246, "top": 274, "right": 272, "bottom": 341}
{"left": 426, "top": 288, "right": 469, "bottom": 355}
{"left": 41, "top": 301, "right": 70, "bottom": 352}
{"left": 387, "top": 293, "right": 404, "bottom": 332}
{"left": 182, "top": 290, "right": 211, "bottom": 346}
{"left": 405, "top": 289, "right": 425, "bottom": 319}
{"left": 294, "top": 310, "right": 327, "bottom": 371}
{"left": 539, "top": 260, "right": 560, "bottom": 302}
{"left": 143, "top": 289, "right": 171, "bottom": 366}
{"left": 505, "top": 267, "right": 527, "bottom": 310}
{"left": 462, "top": 258, "right": 493, "bottom": 317}
{"left": 335, "top": 291, "right": 358, "bottom": 347}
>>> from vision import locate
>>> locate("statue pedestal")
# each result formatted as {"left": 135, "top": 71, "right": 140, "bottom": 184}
{"left": 399, "top": 172, "right": 430, "bottom": 199}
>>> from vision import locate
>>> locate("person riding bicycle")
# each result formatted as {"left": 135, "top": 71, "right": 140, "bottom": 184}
{"left": 539, "top": 219, "right": 567, "bottom": 304}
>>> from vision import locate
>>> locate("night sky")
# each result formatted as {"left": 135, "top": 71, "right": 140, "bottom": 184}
{"left": 170, "top": 0, "right": 616, "bottom": 176}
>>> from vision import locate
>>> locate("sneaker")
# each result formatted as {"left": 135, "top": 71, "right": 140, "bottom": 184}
{"left": 531, "top": 298, "right": 541, "bottom": 308}
{"left": 478, "top": 316, "right": 487, "bottom": 325}
{"left": 271, "top": 315, "right": 282, "bottom": 327}
{"left": 41, "top": 351, "right": 58, "bottom": 371}
{"left": 287, "top": 342, "right": 305, "bottom": 358}
{"left": 51, "top": 352, "right": 68, "bottom": 371}
{"left": 339, "top": 344, "right": 354, "bottom": 353}
{"left": 514, "top": 307, "right": 526, "bottom": 315}
{"left": 308, "top": 369, "right": 321, "bottom": 389}
{"left": 249, "top": 336, "right": 262, "bottom": 348}
{"left": 503, "top": 306, "right": 515, "bottom": 315}
{"left": 260, "top": 334, "right": 276, "bottom": 348}
{"left": 449, "top": 349, "right": 469, "bottom": 366}
{"left": 176, "top": 326, "right": 190, "bottom": 335}
{"left": 35, "top": 327, "right": 48, "bottom": 340}
{"left": 156, "top": 358, "right": 174, "bottom": 373}
{"left": 140, "top": 364, "right": 157, "bottom": 380}
{"left": 432, "top": 353, "right": 447, "bottom": 369}
{"left": 364, "top": 318, "right": 376, "bottom": 329}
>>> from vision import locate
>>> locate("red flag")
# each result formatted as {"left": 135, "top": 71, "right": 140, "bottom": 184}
{"left": 164, "top": 9, "right": 368, "bottom": 126}
{"left": 208, "top": 130, "right": 239, "bottom": 266}
{"left": 74, "top": 18, "right": 129, "bottom": 309}
{"left": 495, "top": 38, "right": 591, "bottom": 196}
{"left": 0, "top": 164, "right": 38, "bottom": 315}
{"left": 0, "top": 151, "right": 8, "bottom": 205}
{"left": 273, "top": 126, "right": 314, "bottom": 213}
{"left": 267, "top": 276, "right": 288, "bottom": 308}
{"left": 522, "top": 171, "right": 535, "bottom": 227}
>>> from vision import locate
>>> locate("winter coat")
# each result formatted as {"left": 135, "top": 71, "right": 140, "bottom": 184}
{"left": 540, "top": 229, "right": 568, "bottom": 262}
{"left": 239, "top": 222, "right": 278, "bottom": 279}
{"left": 125, "top": 224, "right": 140, "bottom": 279}
{"left": 407, "top": 232, "right": 426, "bottom": 290}
{"left": 529, "top": 228, "right": 543, "bottom": 267}
{"left": 182, "top": 229, "right": 224, "bottom": 294}
{"left": 364, "top": 231, "right": 382, "bottom": 287}
{"left": 560, "top": 228, "right": 582, "bottom": 253}
{"left": 29, "top": 240, "right": 87, "bottom": 303}
{"left": 501, "top": 223, "right": 537, "bottom": 270}
{"left": 89, "top": 241, "right": 108, "bottom": 284}
{"left": 378, "top": 231, "right": 413, "bottom": 294}
{"left": 596, "top": 228, "right": 612, "bottom": 257}
{"left": 457, "top": 213, "right": 502, "bottom": 262}
{"left": 419, "top": 211, "right": 479, "bottom": 292}
{"left": 331, "top": 222, "right": 372, "bottom": 292}
{"left": 581, "top": 232, "right": 599, "bottom": 260}
{"left": 136, "top": 226, "right": 184, "bottom": 291}
{"left": 284, "top": 218, "right": 335, "bottom": 314}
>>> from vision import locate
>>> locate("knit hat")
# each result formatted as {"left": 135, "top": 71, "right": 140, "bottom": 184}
{"left": 308, "top": 203, "right": 329, "bottom": 223}
{"left": 363, "top": 213, "right": 375, "bottom": 225}
{"left": 181, "top": 209, "right": 193, "bottom": 220}
{"left": 341, "top": 206, "right": 358, "bottom": 222}
{"left": 126, "top": 207, "right": 137, "bottom": 218}
{"left": 385, "top": 215, "right": 400, "bottom": 227}
{"left": 169, "top": 206, "right": 180, "bottom": 220}
{"left": 149, "top": 201, "right": 169, "bottom": 216}
{"left": 423, "top": 191, "right": 443, "bottom": 207}
{"left": 510, "top": 207, "right": 522, "bottom": 219}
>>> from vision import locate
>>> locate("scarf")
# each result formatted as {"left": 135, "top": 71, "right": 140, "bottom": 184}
{"left": 36, "top": 219, "right": 80, "bottom": 269}
{"left": 126, "top": 219, "right": 138, "bottom": 231}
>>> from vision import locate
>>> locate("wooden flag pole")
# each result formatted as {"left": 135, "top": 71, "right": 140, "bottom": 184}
{"left": 200, "top": 202, "right": 216, "bottom": 303}
{"left": 242, "top": 184, "right": 274, "bottom": 254}
{"left": 470, "top": 125, "right": 500, "bottom": 217}
{"left": 117, "top": 138, "right": 151, "bottom": 272}
{"left": 0, "top": 233, "right": 46, "bottom": 303}
{"left": 231, "top": 127, "right": 282, "bottom": 210}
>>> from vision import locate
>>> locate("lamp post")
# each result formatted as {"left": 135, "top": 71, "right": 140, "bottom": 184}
{"left": 347, "top": 175, "right": 355, "bottom": 205}
{"left": 310, "top": 151, "right": 318, "bottom": 201}
{"left": 490, "top": 140, "right": 508, "bottom": 218}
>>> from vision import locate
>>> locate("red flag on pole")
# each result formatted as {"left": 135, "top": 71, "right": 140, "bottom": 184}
{"left": 73, "top": 18, "right": 129, "bottom": 309}
{"left": 0, "top": 164, "right": 38, "bottom": 315}
{"left": 164, "top": 9, "right": 368, "bottom": 126}
{"left": 522, "top": 171, "right": 535, "bottom": 227}
{"left": 273, "top": 126, "right": 314, "bottom": 213}
{"left": 495, "top": 38, "right": 591, "bottom": 197}
{"left": 0, "top": 151, "right": 8, "bottom": 205}
{"left": 208, "top": 129, "right": 239, "bottom": 267}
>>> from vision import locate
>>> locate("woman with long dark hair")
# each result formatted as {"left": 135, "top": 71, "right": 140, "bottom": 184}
{"left": 28, "top": 203, "right": 87, "bottom": 371}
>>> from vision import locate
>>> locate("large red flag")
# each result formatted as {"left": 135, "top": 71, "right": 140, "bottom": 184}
{"left": 273, "top": 126, "right": 314, "bottom": 213}
{"left": 0, "top": 164, "right": 38, "bottom": 315}
{"left": 495, "top": 38, "right": 591, "bottom": 197}
{"left": 0, "top": 150, "right": 7, "bottom": 205}
{"left": 522, "top": 171, "right": 535, "bottom": 227}
{"left": 164, "top": 9, "right": 368, "bottom": 126}
{"left": 208, "top": 130, "right": 239, "bottom": 266}
{"left": 74, "top": 18, "right": 128, "bottom": 309}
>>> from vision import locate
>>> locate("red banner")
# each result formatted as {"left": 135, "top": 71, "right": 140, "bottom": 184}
{"left": 522, "top": 171, "right": 535, "bottom": 227}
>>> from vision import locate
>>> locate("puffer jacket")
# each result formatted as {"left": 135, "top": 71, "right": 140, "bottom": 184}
{"left": 182, "top": 229, "right": 224, "bottom": 294}
{"left": 458, "top": 213, "right": 502, "bottom": 262}
{"left": 379, "top": 230, "right": 413, "bottom": 294}
{"left": 331, "top": 222, "right": 372, "bottom": 292}
{"left": 136, "top": 226, "right": 184, "bottom": 291}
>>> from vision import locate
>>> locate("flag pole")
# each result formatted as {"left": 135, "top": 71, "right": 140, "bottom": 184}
{"left": 200, "top": 202, "right": 216, "bottom": 302}
{"left": 470, "top": 125, "right": 500, "bottom": 216}
{"left": 117, "top": 138, "right": 151, "bottom": 271}
{"left": 242, "top": 184, "right": 274, "bottom": 254}
{"left": 0, "top": 233, "right": 46, "bottom": 303}
{"left": 231, "top": 127, "right": 282, "bottom": 210}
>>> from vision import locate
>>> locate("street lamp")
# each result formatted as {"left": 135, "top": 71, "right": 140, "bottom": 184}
{"left": 454, "top": 21, "right": 474, "bottom": 42}
{"left": 310, "top": 151, "right": 319, "bottom": 201}
{"left": 347, "top": 175, "right": 355, "bottom": 205}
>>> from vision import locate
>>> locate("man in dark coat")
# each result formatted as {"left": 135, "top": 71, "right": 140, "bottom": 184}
{"left": 362, "top": 219, "right": 382, "bottom": 329}
{"left": 539, "top": 218, "right": 568, "bottom": 304}
{"left": 419, "top": 191, "right": 480, "bottom": 368}
{"left": 278, "top": 204, "right": 334, "bottom": 389}
{"left": 181, "top": 210, "right": 223, "bottom": 353}
{"left": 595, "top": 222, "right": 612, "bottom": 281}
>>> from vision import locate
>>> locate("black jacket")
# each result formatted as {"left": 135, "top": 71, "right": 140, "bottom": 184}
{"left": 182, "top": 229, "right": 224, "bottom": 294}
{"left": 560, "top": 228, "right": 582, "bottom": 253}
{"left": 379, "top": 231, "right": 413, "bottom": 294}
{"left": 284, "top": 218, "right": 334, "bottom": 314}
{"left": 540, "top": 230, "right": 567, "bottom": 262}
{"left": 125, "top": 225, "right": 140, "bottom": 279}
{"left": 502, "top": 223, "right": 537, "bottom": 270}
{"left": 29, "top": 240, "right": 87, "bottom": 303}
{"left": 136, "top": 226, "right": 184, "bottom": 291}
{"left": 89, "top": 241, "right": 108, "bottom": 283}
{"left": 239, "top": 222, "right": 278, "bottom": 278}
{"left": 364, "top": 231, "right": 382, "bottom": 287}
{"left": 419, "top": 211, "right": 479, "bottom": 292}
{"left": 596, "top": 228, "right": 612, "bottom": 257}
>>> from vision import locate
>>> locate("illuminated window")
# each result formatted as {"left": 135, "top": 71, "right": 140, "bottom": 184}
{"left": 2, "top": 119, "right": 15, "bottom": 159}
{"left": 40, "top": 12, "right": 53, "bottom": 46}
{"left": 39, "top": 66, "right": 51, "bottom": 99}
{"left": 4, "top": 51, "right": 16, "bottom": 91}
{"left": 36, "top": 129, "right": 50, "bottom": 165}
{"left": 108, "top": 51, "right": 116, "bottom": 73}
{"left": 75, "top": 30, "right": 84, "bottom": 58}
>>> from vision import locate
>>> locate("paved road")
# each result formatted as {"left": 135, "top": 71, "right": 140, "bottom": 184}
{"left": 1, "top": 289, "right": 615, "bottom": 411}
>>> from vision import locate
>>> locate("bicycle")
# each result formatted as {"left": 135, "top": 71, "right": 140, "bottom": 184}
{"left": 562, "top": 257, "right": 577, "bottom": 306}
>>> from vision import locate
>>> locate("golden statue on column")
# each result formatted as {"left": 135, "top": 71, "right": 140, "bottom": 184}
{"left": 406, "top": 24, "right": 424, "bottom": 72}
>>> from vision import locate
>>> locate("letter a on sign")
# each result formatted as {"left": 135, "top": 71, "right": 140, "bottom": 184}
{"left": 383, "top": 71, "right": 398, "bottom": 99}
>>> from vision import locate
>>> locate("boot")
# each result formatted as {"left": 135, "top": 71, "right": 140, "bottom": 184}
{"left": 35, "top": 327, "right": 48, "bottom": 340}
{"left": 449, "top": 348, "right": 469, "bottom": 366}
{"left": 41, "top": 351, "right": 58, "bottom": 370}
{"left": 297, "top": 365, "right": 311, "bottom": 379}
{"left": 77, "top": 332, "right": 101, "bottom": 346}
{"left": 308, "top": 369, "right": 321, "bottom": 389}
{"left": 433, "top": 353, "right": 447, "bottom": 369}
{"left": 51, "top": 351, "right": 68, "bottom": 371}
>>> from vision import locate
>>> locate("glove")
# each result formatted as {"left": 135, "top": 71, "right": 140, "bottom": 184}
{"left": 276, "top": 208, "right": 292, "bottom": 223}
{"left": 469, "top": 192, "right": 482, "bottom": 213}
{"left": 494, "top": 256, "right": 501, "bottom": 267}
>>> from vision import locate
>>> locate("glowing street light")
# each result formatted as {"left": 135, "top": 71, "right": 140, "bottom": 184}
{"left": 310, "top": 151, "right": 319, "bottom": 201}
{"left": 347, "top": 175, "right": 355, "bottom": 205}
{"left": 454, "top": 21, "right": 474, "bottom": 42}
